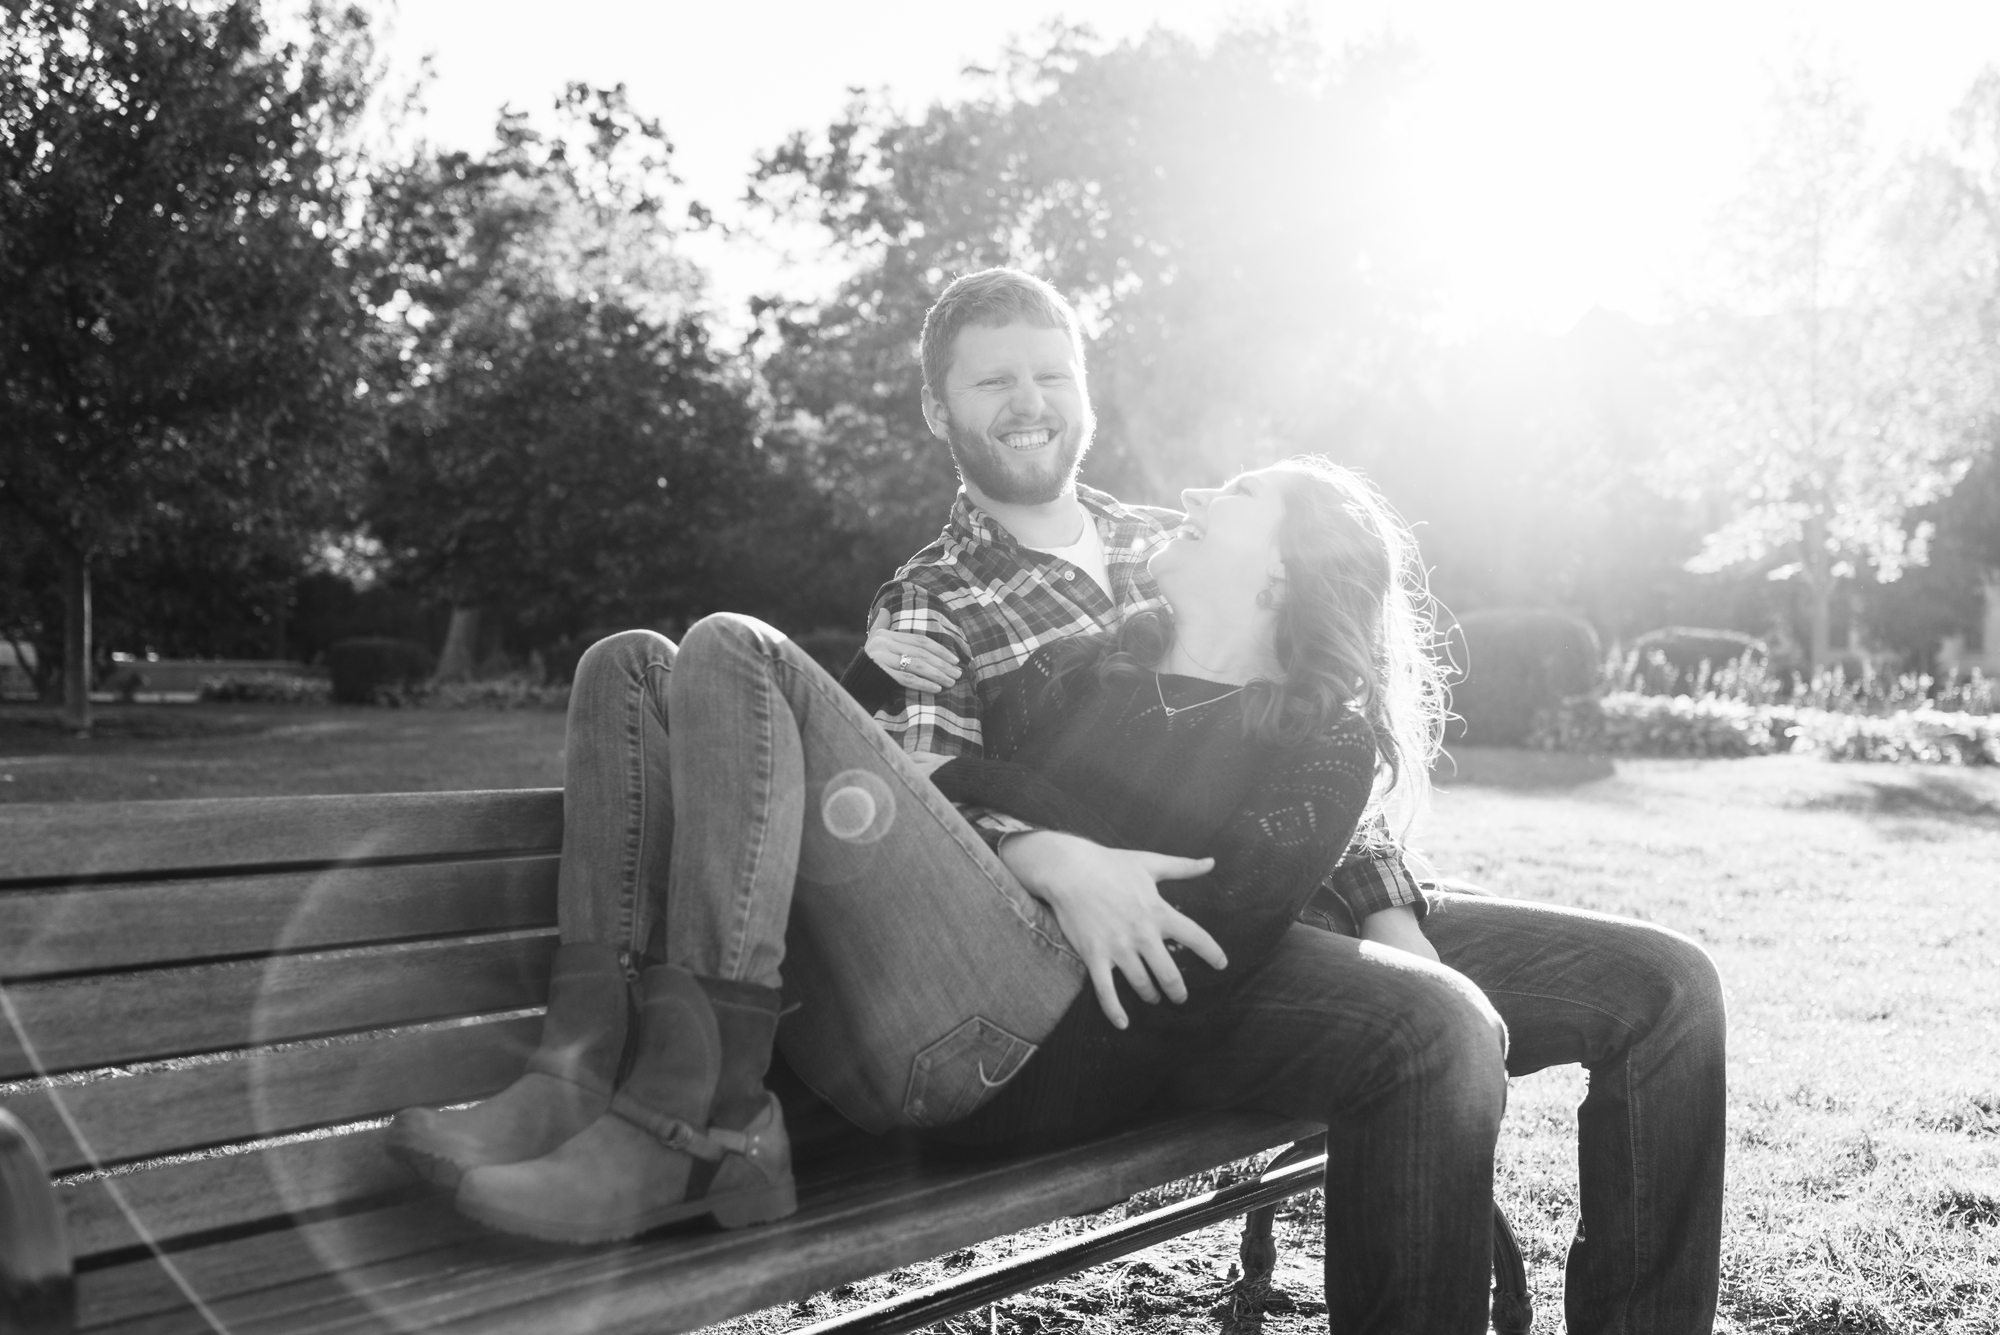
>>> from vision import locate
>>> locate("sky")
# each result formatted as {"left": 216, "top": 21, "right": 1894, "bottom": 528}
{"left": 368, "top": 0, "right": 2000, "bottom": 337}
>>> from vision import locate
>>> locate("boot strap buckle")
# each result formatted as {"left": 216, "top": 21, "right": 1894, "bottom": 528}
{"left": 611, "top": 1096, "right": 746, "bottom": 1161}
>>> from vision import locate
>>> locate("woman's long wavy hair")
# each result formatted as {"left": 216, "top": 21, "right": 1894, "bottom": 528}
{"left": 1047, "top": 457, "right": 1448, "bottom": 831}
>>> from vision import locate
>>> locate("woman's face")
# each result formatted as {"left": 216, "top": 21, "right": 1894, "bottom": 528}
{"left": 1150, "top": 466, "right": 1289, "bottom": 612}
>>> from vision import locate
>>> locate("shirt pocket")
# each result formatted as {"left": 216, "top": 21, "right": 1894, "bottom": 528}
{"left": 903, "top": 1016, "right": 1037, "bottom": 1128}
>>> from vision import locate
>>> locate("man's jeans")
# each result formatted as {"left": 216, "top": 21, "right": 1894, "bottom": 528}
{"left": 1421, "top": 890, "right": 1728, "bottom": 1335}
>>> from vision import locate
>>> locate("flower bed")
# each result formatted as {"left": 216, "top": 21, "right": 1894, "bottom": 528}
{"left": 198, "top": 672, "right": 333, "bottom": 705}
{"left": 1529, "top": 693, "right": 1999, "bottom": 765}
{"left": 1793, "top": 708, "right": 2000, "bottom": 765}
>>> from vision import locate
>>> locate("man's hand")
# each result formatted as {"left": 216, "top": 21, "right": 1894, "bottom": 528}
{"left": 1360, "top": 905, "right": 1439, "bottom": 963}
{"left": 868, "top": 608, "right": 963, "bottom": 693}
{"left": 998, "top": 830, "right": 1227, "bottom": 1029}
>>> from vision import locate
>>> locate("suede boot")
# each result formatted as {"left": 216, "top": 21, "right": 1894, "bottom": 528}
{"left": 453, "top": 965, "right": 795, "bottom": 1244}
{"left": 388, "top": 942, "right": 629, "bottom": 1189}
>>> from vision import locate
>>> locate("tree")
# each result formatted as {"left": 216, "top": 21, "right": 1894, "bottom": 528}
{"left": 365, "top": 88, "right": 760, "bottom": 674}
{"left": 1661, "top": 62, "right": 1995, "bottom": 669}
{"left": 0, "top": 0, "right": 378, "bottom": 730}
{"left": 750, "top": 22, "right": 1430, "bottom": 536}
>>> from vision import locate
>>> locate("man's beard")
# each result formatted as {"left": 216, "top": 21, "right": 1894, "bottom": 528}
{"left": 943, "top": 411, "right": 1090, "bottom": 506}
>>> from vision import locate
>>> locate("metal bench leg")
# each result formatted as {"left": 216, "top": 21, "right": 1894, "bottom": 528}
{"left": 1230, "top": 1135, "right": 1325, "bottom": 1314}
{"left": 0, "top": 1109, "right": 73, "bottom": 1335}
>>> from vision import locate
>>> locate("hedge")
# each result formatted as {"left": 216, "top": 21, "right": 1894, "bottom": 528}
{"left": 1627, "top": 626, "right": 1767, "bottom": 694}
{"left": 327, "top": 637, "right": 436, "bottom": 705}
{"left": 1449, "top": 609, "right": 1601, "bottom": 746}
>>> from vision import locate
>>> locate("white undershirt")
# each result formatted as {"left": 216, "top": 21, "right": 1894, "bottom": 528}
{"left": 1028, "top": 515, "right": 1115, "bottom": 602}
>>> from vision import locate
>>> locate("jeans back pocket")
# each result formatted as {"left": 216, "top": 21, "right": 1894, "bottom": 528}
{"left": 903, "top": 1016, "right": 1036, "bottom": 1128}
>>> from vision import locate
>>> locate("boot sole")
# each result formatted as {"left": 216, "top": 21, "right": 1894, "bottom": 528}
{"left": 385, "top": 1134, "right": 470, "bottom": 1191}
{"left": 457, "top": 1177, "right": 798, "bottom": 1245}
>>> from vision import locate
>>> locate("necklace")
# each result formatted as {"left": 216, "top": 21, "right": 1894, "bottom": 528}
{"left": 1155, "top": 672, "right": 1245, "bottom": 718}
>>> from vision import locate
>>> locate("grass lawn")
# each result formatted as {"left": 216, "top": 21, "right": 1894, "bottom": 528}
{"left": 0, "top": 701, "right": 568, "bottom": 801}
{"left": 5, "top": 704, "right": 1995, "bottom": 1330}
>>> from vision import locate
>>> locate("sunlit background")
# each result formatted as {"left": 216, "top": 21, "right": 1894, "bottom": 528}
{"left": 8, "top": 0, "right": 2000, "bottom": 719}
{"left": 376, "top": 0, "right": 2000, "bottom": 334}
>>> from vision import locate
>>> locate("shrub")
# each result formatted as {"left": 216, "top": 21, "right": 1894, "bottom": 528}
{"left": 327, "top": 637, "right": 435, "bottom": 705}
{"left": 199, "top": 672, "right": 332, "bottom": 705}
{"left": 1448, "top": 609, "right": 1601, "bottom": 747}
{"left": 1532, "top": 692, "right": 1799, "bottom": 757}
{"left": 1626, "top": 627, "right": 1767, "bottom": 694}
{"left": 791, "top": 628, "right": 868, "bottom": 678}
{"left": 416, "top": 676, "right": 571, "bottom": 711}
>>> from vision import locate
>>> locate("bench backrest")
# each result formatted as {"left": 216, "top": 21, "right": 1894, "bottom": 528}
{"left": 0, "top": 791, "right": 563, "bottom": 1264}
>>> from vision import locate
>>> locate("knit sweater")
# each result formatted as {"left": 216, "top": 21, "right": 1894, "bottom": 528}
{"left": 929, "top": 646, "right": 1379, "bottom": 1143}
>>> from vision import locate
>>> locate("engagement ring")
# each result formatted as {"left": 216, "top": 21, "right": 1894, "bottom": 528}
{"left": 899, "top": 654, "right": 911, "bottom": 670}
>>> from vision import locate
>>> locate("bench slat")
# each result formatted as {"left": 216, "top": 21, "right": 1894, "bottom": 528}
{"left": 61, "top": 1124, "right": 407, "bottom": 1258}
{"left": 73, "top": 1199, "right": 484, "bottom": 1332}
{"left": 0, "top": 934, "right": 556, "bottom": 1080}
{"left": 69, "top": 1111, "right": 1314, "bottom": 1333}
{"left": 0, "top": 790, "right": 563, "bottom": 885}
{"left": 0, "top": 857, "right": 557, "bottom": 979}
{"left": 4, "top": 1015, "right": 541, "bottom": 1174}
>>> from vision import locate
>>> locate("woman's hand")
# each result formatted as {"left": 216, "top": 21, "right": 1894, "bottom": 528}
{"left": 1360, "top": 905, "right": 1440, "bottom": 963}
{"left": 867, "top": 608, "right": 963, "bottom": 693}
{"left": 998, "top": 830, "right": 1227, "bottom": 1030}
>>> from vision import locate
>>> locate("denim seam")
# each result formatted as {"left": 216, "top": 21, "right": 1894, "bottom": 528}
{"left": 631, "top": 658, "right": 672, "bottom": 962}
{"left": 724, "top": 640, "right": 780, "bottom": 982}
{"left": 775, "top": 651, "right": 1083, "bottom": 966}
{"left": 1624, "top": 1051, "right": 1647, "bottom": 1332}
{"left": 617, "top": 656, "right": 646, "bottom": 955}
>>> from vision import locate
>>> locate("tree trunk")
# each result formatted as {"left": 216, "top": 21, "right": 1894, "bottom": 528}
{"left": 1804, "top": 582, "right": 1832, "bottom": 676}
{"left": 1800, "top": 516, "right": 1833, "bottom": 675}
{"left": 434, "top": 605, "right": 482, "bottom": 684}
{"left": 270, "top": 584, "right": 289, "bottom": 661}
{"left": 60, "top": 546, "right": 92, "bottom": 736}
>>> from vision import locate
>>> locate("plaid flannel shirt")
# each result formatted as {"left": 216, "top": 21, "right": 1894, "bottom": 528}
{"left": 868, "top": 484, "right": 1425, "bottom": 923}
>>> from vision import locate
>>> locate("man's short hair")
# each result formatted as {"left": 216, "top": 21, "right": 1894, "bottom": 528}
{"left": 919, "top": 268, "right": 1086, "bottom": 401}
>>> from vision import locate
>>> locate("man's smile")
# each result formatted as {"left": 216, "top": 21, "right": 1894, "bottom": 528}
{"left": 998, "top": 427, "right": 1054, "bottom": 451}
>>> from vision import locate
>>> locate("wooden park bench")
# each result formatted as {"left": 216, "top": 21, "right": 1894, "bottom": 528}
{"left": 0, "top": 790, "right": 1532, "bottom": 1334}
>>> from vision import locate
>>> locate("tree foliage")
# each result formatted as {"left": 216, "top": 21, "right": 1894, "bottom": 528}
{"left": 751, "top": 23, "right": 1430, "bottom": 526}
{"left": 1661, "top": 62, "right": 1996, "bottom": 667}
{"left": 749, "top": 23, "right": 1713, "bottom": 640}
{"left": 0, "top": 0, "right": 379, "bottom": 721}
{"left": 363, "top": 88, "right": 762, "bottom": 663}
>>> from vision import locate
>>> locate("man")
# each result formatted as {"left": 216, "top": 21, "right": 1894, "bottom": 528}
{"left": 856, "top": 267, "right": 1726, "bottom": 1334}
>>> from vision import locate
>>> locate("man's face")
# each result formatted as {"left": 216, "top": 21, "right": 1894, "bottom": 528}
{"left": 926, "top": 322, "right": 1092, "bottom": 507}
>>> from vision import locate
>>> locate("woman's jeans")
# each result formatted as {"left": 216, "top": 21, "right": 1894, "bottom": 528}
{"left": 557, "top": 617, "right": 1086, "bottom": 1132}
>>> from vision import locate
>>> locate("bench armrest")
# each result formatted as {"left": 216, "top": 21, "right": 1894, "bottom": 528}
{"left": 0, "top": 1109, "right": 74, "bottom": 1334}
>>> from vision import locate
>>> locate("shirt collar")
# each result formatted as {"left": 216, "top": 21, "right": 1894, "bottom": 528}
{"left": 948, "top": 483, "right": 1138, "bottom": 554}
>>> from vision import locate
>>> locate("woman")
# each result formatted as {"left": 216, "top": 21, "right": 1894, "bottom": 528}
{"left": 391, "top": 458, "right": 1506, "bottom": 1328}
